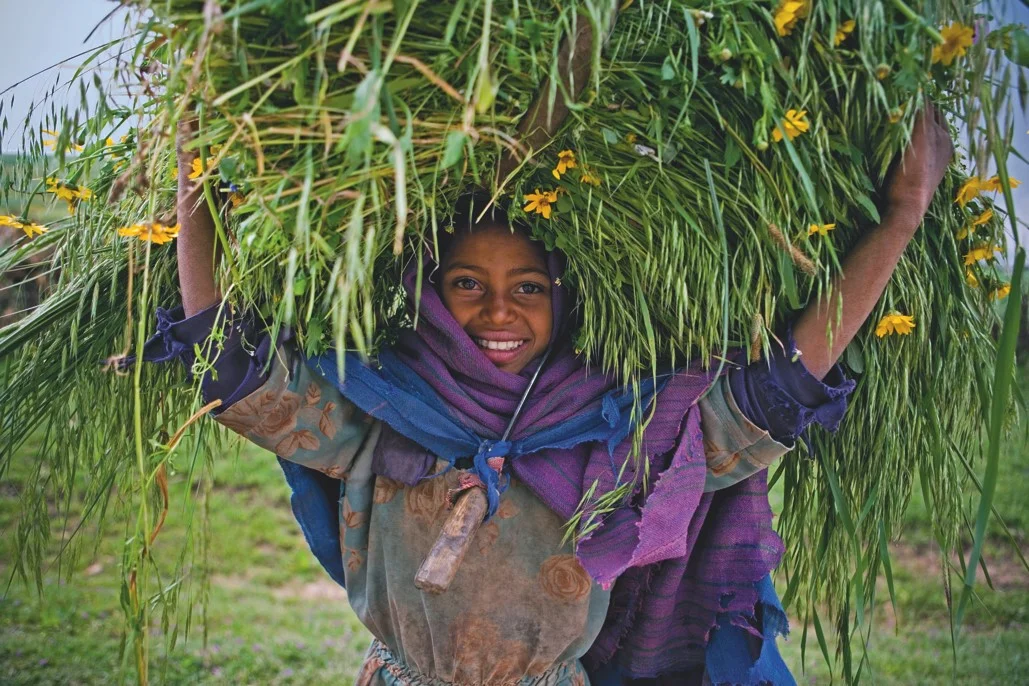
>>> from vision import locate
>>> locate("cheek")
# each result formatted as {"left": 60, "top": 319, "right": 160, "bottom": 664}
{"left": 530, "top": 305, "right": 553, "bottom": 344}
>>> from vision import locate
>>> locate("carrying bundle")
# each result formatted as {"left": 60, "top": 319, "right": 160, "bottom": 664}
{"left": 0, "top": 0, "right": 1025, "bottom": 679}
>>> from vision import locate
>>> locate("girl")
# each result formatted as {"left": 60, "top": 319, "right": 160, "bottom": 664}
{"left": 141, "top": 106, "right": 953, "bottom": 685}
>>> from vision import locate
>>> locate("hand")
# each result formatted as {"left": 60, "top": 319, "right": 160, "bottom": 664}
{"left": 883, "top": 103, "right": 955, "bottom": 226}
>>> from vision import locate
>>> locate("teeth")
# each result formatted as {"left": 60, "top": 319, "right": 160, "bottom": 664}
{"left": 476, "top": 338, "right": 525, "bottom": 351}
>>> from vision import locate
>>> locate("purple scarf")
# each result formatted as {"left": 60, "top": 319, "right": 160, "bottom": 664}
{"left": 377, "top": 254, "right": 783, "bottom": 678}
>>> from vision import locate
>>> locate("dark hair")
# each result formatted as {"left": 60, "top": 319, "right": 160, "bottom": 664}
{"left": 437, "top": 189, "right": 533, "bottom": 259}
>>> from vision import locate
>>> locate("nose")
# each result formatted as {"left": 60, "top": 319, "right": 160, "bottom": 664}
{"left": 480, "top": 289, "right": 517, "bottom": 325}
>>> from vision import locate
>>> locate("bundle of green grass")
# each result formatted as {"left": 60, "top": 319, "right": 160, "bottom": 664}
{"left": 1, "top": 0, "right": 1026, "bottom": 679}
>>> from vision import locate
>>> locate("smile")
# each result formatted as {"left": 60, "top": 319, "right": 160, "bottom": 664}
{"left": 475, "top": 338, "right": 527, "bottom": 352}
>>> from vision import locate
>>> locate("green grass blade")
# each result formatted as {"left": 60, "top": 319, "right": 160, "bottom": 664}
{"left": 955, "top": 248, "right": 1025, "bottom": 633}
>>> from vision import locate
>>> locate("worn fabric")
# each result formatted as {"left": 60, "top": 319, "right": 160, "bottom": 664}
{"left": 214, "top": 348, "right": 802, "bottom": 685}
{"left": 357, "top": 639, "right": 591, "bottom": 686}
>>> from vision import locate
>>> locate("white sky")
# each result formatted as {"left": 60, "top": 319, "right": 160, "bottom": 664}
{"left": 0, "top": 0, "right": 1026, "bottom": 245}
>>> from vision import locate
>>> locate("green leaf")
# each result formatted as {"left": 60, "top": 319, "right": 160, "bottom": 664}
{"left": 661, "top": 55, "right": 675, "bottom": 82}
{"left": 956, "top": 248, "right": 1025, "bottom": 632}
{"left": 853, "top": 193, "right": 881, "bottom": 224}
{"left": 845, "top": 339, "right": 864, "bottom": 374}
{"left": 723, "top": 139, "right": 741, "bottom": 169}
{"left": 441, "top": 131, "right": 467, "bottom": 169}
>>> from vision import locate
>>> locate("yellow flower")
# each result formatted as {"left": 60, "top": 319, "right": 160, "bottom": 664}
{"left": 625, "top": 133, "right": 638, "bottom": 145}
{"left": 989, "top": 284, "right": 1011, "bottom": 301}
{"left": 229, "top": 192, "right": 247, "bottom": 208}
{"left": 963, "top": 245, "right": 1001, "bottom": 265}
{"left": 41, "top": 129, "right": 84, "bottom": 153}
{"left": 187, "top": 157, "right": 206, "bottom": 180}
{"left": 772, "top": 109, "right": 810, "bottom": 143}
{"left": 808, "top": 222, "right": 836, "bottom": 236}
{"left": 22, "top": 222, "right": 48, "bottom": 239}
{"left": 965, "top": 270, "right": 979, "bottom": 288}
{"left": 523, "top": 189, "right": 558, "bottom": 220}
{"left": 579, "top": 167, "right": 601, "bottom": 187}
{"left": 46, "top": 177, "right": 77, "bottom": 203}
{"left": 105, "top": 137, "right": 115, "bottom": 147}
{"left": 888, "top": 104, "right": 906, "bottom": 124}
{"left": 875, "top": 64, "right": 891, "bottom": 80}
{"left": 972, "top": 208, "right": 993, "bottom": 227}
{"left": 552, "top": 149, "right": 577, "bottom": 180}
{"left": 834, "top": 19, "right": 855, "bottom": 46}
{"left": 875, "top": 312, "right": 916, "bottom": 337}
{"left": 932, "top": 22, "right": 974, "bottom": 66}
{"left": 117, "top": 222, "right": 181, "bottom": 245}
{"left": 981, "top": 176, "right": 1022, "bottom": 193}
{"left": 773, "top": 0, "right": 810, "bottom": 37}
{"left": 3, "top": 214, "right": 48, "bottom": 238}
{"left": 955, "top": 177, "right": 982, "bottom": 207}
{"left": 0, "top": 214, "right": 24, "bottom": 229}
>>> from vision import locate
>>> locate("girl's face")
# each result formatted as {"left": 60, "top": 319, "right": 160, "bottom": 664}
{"left": 440, "top": 225, "right": 553, "bottom": 374}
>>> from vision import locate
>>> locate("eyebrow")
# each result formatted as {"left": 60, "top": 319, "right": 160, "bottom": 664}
{"left": 444, "top": 263, "right": 549, "bottom": 279}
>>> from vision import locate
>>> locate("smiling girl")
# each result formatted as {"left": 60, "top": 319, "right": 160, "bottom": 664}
{"left": 139, "top": 106, "right": 953, "bottom": 685}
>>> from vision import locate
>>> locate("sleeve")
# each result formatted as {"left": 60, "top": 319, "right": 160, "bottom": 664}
{"left": 135, "top": 302, "right": 374, "bottom": 478}
{"left": 126, "top": 302, "right": 277, "bottom": 410}
{"left": 700, "top": 330, "right": 856, "bottom": 492}
{"left": 213, "top": 345, "right": 376, "bottom": 479}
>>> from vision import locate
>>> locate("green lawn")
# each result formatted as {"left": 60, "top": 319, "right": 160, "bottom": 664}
{"left": 1, "top": 374, "right": 1027, "bottom": 684}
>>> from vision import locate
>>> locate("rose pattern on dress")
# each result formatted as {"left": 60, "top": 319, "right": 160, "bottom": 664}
{"left": 537, "top": 554, "right": 592, "bottom": 602}
{"left": 476, "top": 520, "right": 500, "bottom": 555}
{"left": 496, "top": 497, "right": 520, "bottom": 520}
{"left": 373, "top": 476, "right": 403, "bottom": 504}
{"left": 215, "top": 388, "right": 280, "bottom": 436}
{"left": 404, "top": 476, "right": 448, "bottom": 524}
{"left": 252, "top": 390, "right": 302, "bottom": 437}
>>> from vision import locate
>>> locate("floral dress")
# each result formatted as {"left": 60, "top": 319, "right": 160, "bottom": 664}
{"left": 212, "top": 344, "right": 797, "bottom": 686}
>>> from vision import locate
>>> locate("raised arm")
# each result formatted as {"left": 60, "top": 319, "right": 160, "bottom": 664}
{"left": 175, "top": 119, "right": 221, "bottom": 317}
{"left": 793, "top": 104, "right": 955, "bottom": 380}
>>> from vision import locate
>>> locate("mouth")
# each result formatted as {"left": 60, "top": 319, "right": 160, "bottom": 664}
{"left": 473, "top": 336, "right": 529, "bottom": 366}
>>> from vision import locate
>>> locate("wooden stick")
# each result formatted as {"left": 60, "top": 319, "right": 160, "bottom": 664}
{"left": 414, "top": 487, "right": 489, "bottom": 594}
{"left": 496, "top": 5, "right": 619, "bottom": 182}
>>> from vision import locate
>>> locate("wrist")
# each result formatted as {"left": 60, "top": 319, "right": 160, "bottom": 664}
{"left": 881, "top": 203, "right": 925, "bottom": 234}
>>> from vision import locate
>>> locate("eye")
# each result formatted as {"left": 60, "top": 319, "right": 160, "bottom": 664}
{"left": 453, "top": 277, "right": 480, "bottom": 291}
{"left": 516, "top": 282, "right": 545, "bottom": 295}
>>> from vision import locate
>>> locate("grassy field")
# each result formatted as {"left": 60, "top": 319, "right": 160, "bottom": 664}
{"left": 1, "top": 373, "right": 1026, "bottom": 685}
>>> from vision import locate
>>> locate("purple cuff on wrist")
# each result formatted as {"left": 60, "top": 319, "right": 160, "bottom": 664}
{"left": 126, "top": 302, "right": 284, "bottom": 413}
{"left": 729, "top": 327, "right": 856, "bottom": 444}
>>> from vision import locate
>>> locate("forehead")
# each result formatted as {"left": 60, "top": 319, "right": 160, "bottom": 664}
{"left": 442, "top": 225, "right": 548, "bottom": 272}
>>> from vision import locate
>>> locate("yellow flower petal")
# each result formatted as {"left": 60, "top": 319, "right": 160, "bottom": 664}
{"left": 22, "top": 222, "right": 48, "bottom": 239}
{"left": 971, "top": 208, "right": 993, "bottom": 227}
{"left": 0, "top": 214, "right": 24, "bottom": 229}
{"left": 834, "top": 19, "right": 856, "bottom": 46}
{"left": 955, "top": 177, "right": 982, "bottom": 207}
{"left": 989, "top": 284, "right": 1011, "bottom": 301}
{"left": 931, "top": 22, "right": 974, "bottom": 66}
{"left": 187, "top": 157, "right": 205, "bottom": 180}
{"left": 963, "top": 245, "right": 1001, "bottom": 265}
